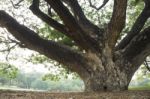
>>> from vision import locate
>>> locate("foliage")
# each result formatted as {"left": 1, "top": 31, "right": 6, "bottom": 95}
{"left": 0, "top": 62, "right": 18, "bottom": 79}
{"left": 31, "top": 79, "right": 49, "bottom": 90}
{"left": 129, "top": 62, "right": 150, "bottom": 89}
{"left": 29, "top": 53, "right": 77, "bottom": 81}
{"left": 0, "top": 66, "right": 150, "bottom": 91}
{"left": 0, "top": 70, "right": 84, "bottom": 91}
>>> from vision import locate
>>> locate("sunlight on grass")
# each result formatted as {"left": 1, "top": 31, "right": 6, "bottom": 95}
{"left": 129, "top": 86, "right": 150, "bottom": 90}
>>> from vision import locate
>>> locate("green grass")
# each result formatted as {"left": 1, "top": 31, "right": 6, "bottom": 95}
{"left": 129, "top": 86, "right": 150, "bottom": 90}
{"left": 0, "top": 86, "right": 33, "bottom": 91}
{"left": 0, "top": 86, "right": 48, "bottom": 92}
{"left": 1, "top": 85, "right": 150, "bottom": 91}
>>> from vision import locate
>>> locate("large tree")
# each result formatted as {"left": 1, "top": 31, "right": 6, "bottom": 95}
{"left": 0, "top": 0, "right": 150, "bottom": 91}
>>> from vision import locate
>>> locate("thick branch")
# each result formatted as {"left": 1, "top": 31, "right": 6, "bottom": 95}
{"left": 117, "top": 1, "right": 150, "bottom": 50}
{"left": 0, "top": 10, "right": 90, "bottom": 79}
{"left": 63, "top": 0, "right": 104, "bottom": 40}
{"left": 45, "top": 0, "right": 101, "bottom": 53}
{"left": 62, "top": 0, "right": 86, "bottom": 20}
{"left": 107, "top": 0, "right": 127, "bottom": 49}
{"left": 123, "top": 26, "right": 150, "bottom": 71}
{"left": 45, "top": 0, "right": 81, "bottom": 32}
{"left": 29, "top": 0, "right": 71, "bottom": 38}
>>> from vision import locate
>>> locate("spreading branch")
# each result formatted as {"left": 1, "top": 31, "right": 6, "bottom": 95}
{"left": 0, "top": 44, "right": 17, "bottom": 52}
{"left": 10, "top": 0, "right": 24, "bottom": 9}
{"left": 29, "top": 0, "right": 70, "bottom": 37}
{"left": 0, "top": 10, "right": 91, "bottom": 79}
{"left": 29, "top": 0, "right": 101, "bottom": 53}
{"left": 144, "top": 60, "right": 150, "bottom": 72}
{"left": 107, "top": 0, "right": 127, "bottom": 49}
{"left": 62, "top": 0, "right": 103, "bottom": 40}
{"left": 123, "top": 26, "right": 150, "bottom": 71}
{"left": 45, "top": 0, "right": 81, "bottom": 32}
{"left": 0, "top": 35, "right": 19, "bottom": 61}
{"left": 44, "top": 0, "right": 101, "bottom": 53}
{"left": 88, "top": 0, "right": 109, "bottom": 10}
{"left": 117, "top": 1, "right": 150, "bottom": 50}
{"left": 62, "top": 0, "right": 86, "bottom": 20}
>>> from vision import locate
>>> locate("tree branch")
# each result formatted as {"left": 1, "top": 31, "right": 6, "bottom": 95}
{"left": 0, "top": 44, "right": 17, "bottom": 52}
{"left": 45, "top": 0, "right": 102, "bottom": 53}
{"left": 30, "top": 0, "right": 100, "bottom": 53}
{"left": 62, "top": 0, "right": 85, "bottom": 19}
{"left": 0, "top": 10, "right": 90, "bottom": 79}
{"left": 29, "top": 0, "right": 70, "bottom": 37}
{"left": 117, "top": 1, "right": 150, "bottom": 50}
{"left": 88, "top": 0, "right": 109, "bottom": 10}
{"left": 107, "top": 0, "right": 127, "bottom": 49}
{"left": 10, "top": 0, "right": 24, "bottom": 9}
{"left": 62, "top": 0, "right": 104, "bottom": 40}
{"left": 45, "top": 0, "right": 81, "bottom": 32}
{"left": 123, "top": 26, "right": 150, "bottom": 71}
{"left": 144, "top": 60, "right": 150, "bottom": 72}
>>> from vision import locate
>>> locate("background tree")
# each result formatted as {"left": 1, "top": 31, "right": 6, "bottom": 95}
{"left": 0, "top": 62, "right": 18, "bottom": 86}
{"left": 0, "top": 62, "right": 18, "bottom": 80}
{"left": 0, "top": 0, "right": 150, "bottom": 91}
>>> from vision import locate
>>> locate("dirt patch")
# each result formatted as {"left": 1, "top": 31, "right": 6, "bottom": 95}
{"left": 0, "top": 90, "right": 150, "bottom": 99}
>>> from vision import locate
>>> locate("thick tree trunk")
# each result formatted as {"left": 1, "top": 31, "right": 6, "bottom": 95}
{"left": 83, "top": 69, "right": 129, "bottom": 91}
{"left": 82, "top": 48, "right": 134, "bottom": 92}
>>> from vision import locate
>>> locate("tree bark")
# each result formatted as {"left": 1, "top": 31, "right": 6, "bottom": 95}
{"left": 83, "top": 53, "right": 130, "bottom": 91}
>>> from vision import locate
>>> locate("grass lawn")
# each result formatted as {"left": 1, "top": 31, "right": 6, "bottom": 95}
{"left": 0, "top": 85, "right": 150, "bottom": 91}
{"left": 129, "top": 86, "right": 150, "bottom": 90}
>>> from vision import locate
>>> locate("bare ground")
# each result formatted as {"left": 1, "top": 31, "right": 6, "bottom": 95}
{"left": 0, "top": 90, "right": 150, "bottom": 99}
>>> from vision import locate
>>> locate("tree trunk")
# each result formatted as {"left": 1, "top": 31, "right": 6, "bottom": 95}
{"left": 83, "top": 69, "right": 129, "bottom": 91}
{"left": 81, "top": 47, "right": 135, "bottom": 92}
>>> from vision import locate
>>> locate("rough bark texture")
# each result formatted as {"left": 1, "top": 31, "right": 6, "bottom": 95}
{"left": 0, "top": 0, "right": 150, "bottom": 92}
{"left": 0, "top": 90, "right": 150, "bottom": 99}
